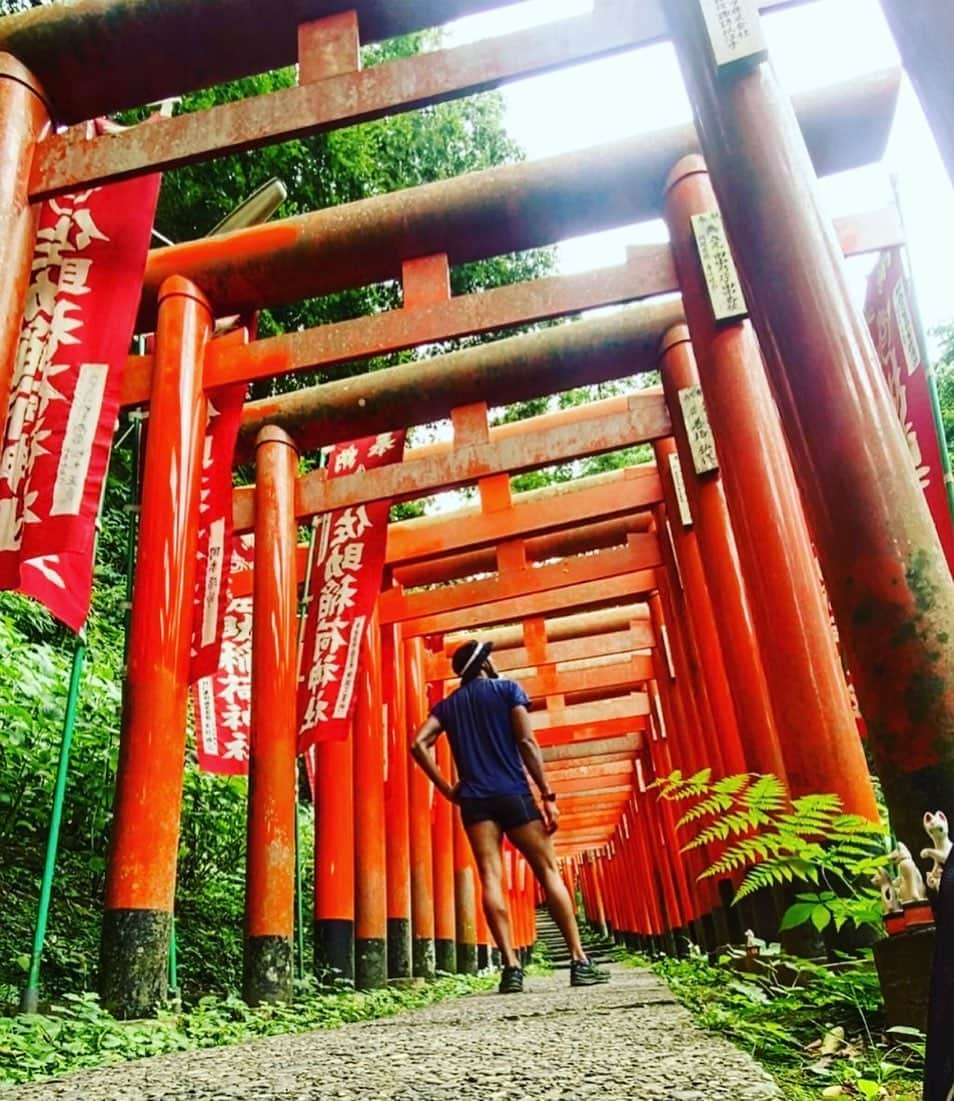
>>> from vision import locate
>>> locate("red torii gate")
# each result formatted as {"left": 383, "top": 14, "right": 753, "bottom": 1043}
{"left": 0, "top": 0, "right": 950, "bottom": 1023}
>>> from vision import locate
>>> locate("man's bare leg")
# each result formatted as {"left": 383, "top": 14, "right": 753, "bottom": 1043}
{"left": 465, "top": 819, "right": 520, "bottom": 968}
{"left": 507, "top": 818, "right": 587, "bottom": 962}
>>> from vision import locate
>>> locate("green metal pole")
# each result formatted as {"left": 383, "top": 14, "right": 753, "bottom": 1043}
{"left": 19, "top": 634, "right": 87, "bottom": 1014}
{"left": 294, "top": 801, "right": 304, "bottom": 981}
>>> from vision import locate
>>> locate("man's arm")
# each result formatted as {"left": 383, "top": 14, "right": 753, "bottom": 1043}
{"left": 511, "top": 704, "right": 559, "bottom": 833}
{"left": 410, "top": 715, "right": 458, "bottom": 802}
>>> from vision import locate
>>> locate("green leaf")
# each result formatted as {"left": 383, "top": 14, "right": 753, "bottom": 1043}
{"left": 811, "top": 907, "right": 832, "bottom": 932}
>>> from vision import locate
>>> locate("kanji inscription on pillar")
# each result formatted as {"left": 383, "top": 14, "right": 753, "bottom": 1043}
{"left": 698, "top": 0, "right": 767, "bottom": 67}
{"left": 691, "top": 212, "right": 748, "bottom": 323}
{"left": 678, "top": 386, "right": 720, "bottom": 475}
{"left": 668, "top": 453, "right": 694, "bottom": 527}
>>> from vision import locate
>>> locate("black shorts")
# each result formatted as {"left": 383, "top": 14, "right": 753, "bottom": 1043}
{"left": 459, "top": 793, "right": 542, "bottom": 831}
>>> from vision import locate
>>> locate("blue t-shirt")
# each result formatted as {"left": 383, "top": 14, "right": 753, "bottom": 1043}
{"left": 430, "top": 677, "right": 532, "bottom": 799}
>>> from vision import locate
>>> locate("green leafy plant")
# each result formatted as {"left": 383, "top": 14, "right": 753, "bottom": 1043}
{"left": 655, "top": 770, "right": 889, "bottom": 935}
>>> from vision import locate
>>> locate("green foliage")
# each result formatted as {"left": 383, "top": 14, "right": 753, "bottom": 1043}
{"left": 0, "top": 975, "right": 492, "bottom": 1086}
{"left": 930, "top": 324, "right": 954, "bottom": 459}
{"left": 641, "top": 952, "right": 922, "bottom": 1100}
{"left": 656, "top": 770, "right": 888, "bottom": 934}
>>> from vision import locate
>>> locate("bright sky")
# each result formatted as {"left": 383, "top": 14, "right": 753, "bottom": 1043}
{"left": 446, "top": 0, "right": 954, "bottom": 339}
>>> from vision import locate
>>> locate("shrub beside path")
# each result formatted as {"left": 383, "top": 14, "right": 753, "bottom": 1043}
{"left": 6, "top": 965, "right": 781, "bottom": 1099}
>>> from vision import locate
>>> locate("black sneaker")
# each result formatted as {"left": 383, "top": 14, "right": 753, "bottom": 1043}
{"left": 498, "top": 966, "right": 524, "bottom": 994}
{"left": 570, "top": 958, "right": 610, "bottom": 987}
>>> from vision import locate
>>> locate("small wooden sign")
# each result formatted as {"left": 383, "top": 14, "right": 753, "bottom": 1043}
{"left": 698, "top": 0, "right": 768, "bottom": 68}
{"left": 668, "top": 452, "right": 694, "bottom": 528}
{"left": 678, "top": 385, "right": 720, "bottom": 475}
{"left": 660, "top": 624, "right": 676, "bottom": 681}
{"left": 692, "top": 211, "right": 748, "bottom": 323}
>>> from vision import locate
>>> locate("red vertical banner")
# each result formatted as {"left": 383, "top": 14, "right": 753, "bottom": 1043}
{"left": 192, "top": 535, "right": 254, "bottom": 775}
{"left": 190, "top": 380, "right": 248, "bottom": 682}
{"left": 297, "top": 430, "right": 406, "bottom": 752}
{"left": 0, "top": 170, "right": 161, "bottom": 630}
{"left": 865, "top": 248, "right": 954, "bottom": 574}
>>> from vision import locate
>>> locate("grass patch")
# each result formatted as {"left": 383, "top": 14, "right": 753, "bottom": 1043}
{"left": 629, "top": 951, "right": 923, "bottom": 1100}
{"left": 0, "top": 974, "right": 493, "bottom": 1088}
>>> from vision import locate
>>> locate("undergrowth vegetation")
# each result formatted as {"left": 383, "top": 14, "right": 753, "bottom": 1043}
{"left": 0, "top": 975, "right": 492, "bottom": 1087}
{"left": 639, "top": 952, "right": 923, "bottom": 1101}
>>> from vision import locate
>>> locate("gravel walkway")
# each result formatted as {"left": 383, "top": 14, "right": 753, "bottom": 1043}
{"left": 7, "top": 965, "right": 781, "bottom": 1100}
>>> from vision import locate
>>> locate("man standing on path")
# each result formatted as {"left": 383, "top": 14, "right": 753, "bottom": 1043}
{"left": 411, "top": 638, "right": 610, "bottom": 994}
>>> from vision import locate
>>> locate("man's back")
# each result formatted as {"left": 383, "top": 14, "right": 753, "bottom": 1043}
{"left": 430, "top": 677, "right": 531, "bottom": 799}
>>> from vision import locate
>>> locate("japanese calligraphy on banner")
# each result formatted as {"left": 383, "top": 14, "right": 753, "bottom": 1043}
{"left": 678, "top": 386, "right": 720, "bottom": 476}
{"left": 698, "top": 0, "right": 767, "bottom": 67}
{"left": 0, "top": 165, "right": 161, "bottom": 631}
{"left": 297, "top": 430, "right": 406, "bottom": 752}
{"left": 192, "top": 535, "right": 254, "bottom": 775}
{"left": 668, "top": 452, "right": 694, "bottom": 528}
{"left": 864, "top": 248, "right": 954, "bottom": 574}
{"left": 691, "top": 212, "right": 748, "bottom": 324}
{"left": 190, "top": 380, "right": 249, "bottom": 682}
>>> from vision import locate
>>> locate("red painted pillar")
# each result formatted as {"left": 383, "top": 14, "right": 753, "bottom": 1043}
{"left": 244, "top": 426, "right": 299, "bottom": 1004}
{"left": 0, "top": 55, "right": 49, "bottom": 422}
{"left": 663, "top": 158, "right": 877, "bottom": 818}
{"left": 315, "top": 732, "right": 354, "bottom": 983}
{"left": 659, "top": 331, "right": 788, "bottom": 782}
{"left": 383, "top": 619, "right": 411, "bottom": 978}
{"left": 101, "top": 276, "right": 211, "bottom": 1017}
{"left": 433, "top": 739, "right": 457, "bottom": 973}
{"left": 651, "top": 451, "right": 746, "bottom": 776}
{"left": 452, "top": 798, "right": 478, "bottom": 974}
{"left": 666, "top": 0, "right": 954, "bottom": 849}
{"left": 354, "top": 610, "right": 388, "bottom": 989}
{"left": 404, "top": 637, "right": 436, "bottom": 978}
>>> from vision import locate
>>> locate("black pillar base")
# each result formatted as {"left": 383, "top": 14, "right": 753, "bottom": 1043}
{"left": 387, "top": 918, "right": 411, "bottom": 979}
{"left": 314, "top": 919, "right": 354, "bottom": 985}
{"left": 100, "top": 908, "right": 172, "bottom": 1019}
{"left": 673, "top": 926, "right": 691, "bottom": 958}
{"left": 356, "top": 937, "right": 387, "bottom": 990}
{"left": 244, "top": 935, "right": 293, "bottom": 1005}
{"left": 477, "top": 944, "right": 489, "bottom": 970}
{"left": 456, "top": 941, "right": 478, "bottom": 975}
{"left": 719, "top": 879, "right": 746, "bottom": 943}
{"left": 412, "top": 937, "right": 436, "bottom": 980}
{"left": 435, "top": 938, "right": 456, "bottom": 974}
{"left": 490, "top": 948, "right": 501, "bottom": 968}
{"left": 661, "top": 929, "right": 677, "bottom": 956}
{"left": 700, "top": 911, "right": 717, "bottom": 952}
{"left": 711, "top": 905, "right": 731, "bottom": 949}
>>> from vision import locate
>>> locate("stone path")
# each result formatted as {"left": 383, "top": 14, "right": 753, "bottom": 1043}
{"left": 8, "top": 965, "right": 781, "bottom": 1100}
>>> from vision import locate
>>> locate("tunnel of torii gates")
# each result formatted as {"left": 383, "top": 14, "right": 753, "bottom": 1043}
{"left": 1, "top": 0, "right": 954, "bottom": 1018}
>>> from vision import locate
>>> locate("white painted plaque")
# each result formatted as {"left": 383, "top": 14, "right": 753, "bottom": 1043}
{"left": 699, "top": 0, "right": 768, "bottom": 67}
{"left": 668, "top": 452, "right": 694, "bottom": 528}
{"left": 660, "top": 623, "right": 676, "bottom": 681}
{"left": 678, "top": 385, "right": 720, "bottom": 475}
{"left": 692, "top": 212, "right": 748, "bottom": 323}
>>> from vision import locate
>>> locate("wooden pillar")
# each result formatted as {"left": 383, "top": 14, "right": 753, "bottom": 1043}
{"left": 651, "top": 450, "right": 746, "bottom": 775}
{"left": 101, "top": 277, "right": 210, "bottom": 1017}
{"left": 404, "top": 637, "right": 435, "bottom": 978}
{"left": 452, "top": 799, "right": 478, "bottom": 974}
{"left": 0, "top": 55, "right": 49, "bottom": 422}
{"left": 314, "top": 730, "right": 354, "bottom": 983}
{"left": 244, "top": 427, "right": 298, "bottom": 1004}
{"left": 354, "top": 611, "right": 387, "bottom": 989}
{"left": 432, "top": 739, "right": 457, "bottom": 973}
{"left": 666, "top": 0, "right": 954, "bottom": 849}
{"left": 663, "top": 157, "right": 877, "bottom": 818}
{"left": 383, "top": 620, "right": 411, "bottom": 978}
{"left": 659, "top": 331, "right": 788, "bottom": 782}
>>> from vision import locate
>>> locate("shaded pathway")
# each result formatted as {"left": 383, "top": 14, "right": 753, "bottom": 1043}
{"left": 9, "top": 966, "right": 781, "bottom": 1100}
